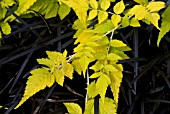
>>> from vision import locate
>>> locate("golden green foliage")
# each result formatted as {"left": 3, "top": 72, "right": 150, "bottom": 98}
{"left": 127, "top": 1, "right": 165, "bottom": 30}
{"left": 83, "top": 98, "right": 117, "bottom": 114}
{"left": 158, "top": 6, "right": 170, "bottom": 46}
{"left": 15, "top": 51, "right": 73, "bottom": 108}
{"left": 0, "top": 0, "right": 168, "bottom": 113}
{"left": 64, "top": 103, "right": 82, "bottom": 114}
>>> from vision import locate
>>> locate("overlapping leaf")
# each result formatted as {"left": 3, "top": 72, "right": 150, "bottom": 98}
{"left": 15, "top": 68, "right": 54, "bottom": 108}
{"left": 64, "top": 103, "right": 82, "bottom": 114}
{"left": 15, "top": 51, "right": 73, "bottom": 108}
{"left": 158, "top": 6, "right": 170, "bottom": 46}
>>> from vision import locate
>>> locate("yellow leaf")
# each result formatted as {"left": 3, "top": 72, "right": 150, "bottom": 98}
{"left": 72, "top": 19, "right": 86, "bottom": 30}
{"left": 88, "top": 9, "right": 98, "bottom": 20}
{"left": 128, "top": 5, "right": 149, "bottom": 20}
{"left": 44, "top": 1, "right": 59, "bottom": 19}
{"left": 53, "top": 69, "right": 65, "bottom": 86}
{"left": 111, "top": 50, "right": 129, "bottom": 60}
{"left": 104, "top": 64, "right": 118, "bottom": 74}
{"left": 96, "top": 36, "right": 109, "bottom": 45}
{"left": 113, "top": 0, "right": 125, "bottom": 14}
{"left": 107, "top": 53, "right": 122, "bottom": 60}
{"left": 146, "top": 1, "right": 165, "bottom": 12}
{"left": 86, "top": 42, "right": 100, "bottom": 47}
{"left": 93, "top": 52, "right": 106, "bottom": 60}
{"left": 79, "top": 56, "right": 91, "bottom": 77}
{"left": 58, "top": 3, "right": 71, "bottom": 20}
{"left": 133, "top": 0, "right": 148, "bottom": 5}
{"left": 145, "top": 13, "right": 160, "bottom": 30}
{"left": 90, "top": 72, "right": 104, "bottom": 78}
{"left": 99, "top": 98, "right": 117, "bottom": 114}
{"left": 72, "top": 59, "right": 83, "bottom": 75}
{"left": 112, "top": 63, "right": 123, "bottom": 71}
{"left": 101, "top": 0, "right": 110, "bottom": 11}
{"left": 1, "top": 0, "right": 15, "bottom": 7}
{"left": 0, "top": 22, "right": 11, "bottom": 35}
{"left": 93, "top": 45, "right": 108, "bottom": 53}
{"left": 90, "top": 61, "right": 104, "bottom": 71}
{"left": 142, "top": 19, "right": 150, "bottom": 25}
{"left": 46, "top": 51, "right": 66, "bottom": 65}
{"left": 16, "top": 0, "right": 37, "bottom": 15}
{"left": 87, "top": 81, "right": 98, "bottom": 98}
{"left": 60, "top": 0, "right": 89, "bottom": 27}
{"left": 15, "top": 68, "right": 54, "bottom": 109}
{"left": 96, "top": 74, "right": 111, "bottom": 102}
{"left": 64, "top": 103, "right": 82, "bottom": 114}
{"left": 98, "top": 10, "right": 108, "bottom": 24}
{"left": 76, "top": 52, "right": 94, "bottom": 59}
{"left": 111, "top": 14, "right": 121, "bottom": 27}
{"left": 110, "top": 39, "right": 126, "bottom": 47}
{"left": 130, "top": 17, "right": 141, "bottom": 27}
{"left": 84, "top": 99, "right": 94, "bottom": 114}
{"left": 37, "top": 58, "right": 54, "bottom": 68}
{"left": 0, "top": 6, "right": 7, "bottom": 19}
{"left": 109, "top": 71, "right": 123, "bottom": 104}
{"left": 121, "top": 15, "right": 129, "bottom": 28}
{"left": 74, "top": 48, "right": 94, "bottom": 58}
{"left": 62, "top": 62, "right": 74, "bottom": 79}
{"left": 94, "top": 20, "right": 114, "bottom": 33}
{"left": 89, "top": 0, "right": 98, "bottom": 9}
{"left": 0, "top": 31, "right": 2, "bottom": 38}
{"left": 63, "top": 49, "right": 68, "bottom": 57}
{"left": 114, "top": 46, "right": 132, "bottom": 51}
{"left": 158, "top": 6, "right": 170, "bottom": 46}
{"left": 74, "top": 31, "right": 95, "bottom": 44}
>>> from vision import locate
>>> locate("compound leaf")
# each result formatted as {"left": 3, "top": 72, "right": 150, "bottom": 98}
{"left": 15, "top": 68, "right": 54, "bottom": 108}
{"left": 128, "top": 5, "right": 149, "bottom": 20}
